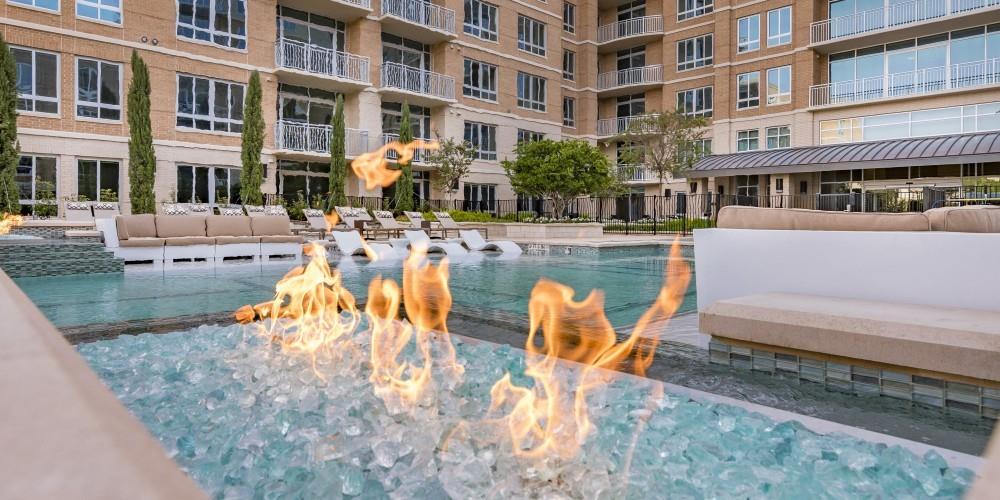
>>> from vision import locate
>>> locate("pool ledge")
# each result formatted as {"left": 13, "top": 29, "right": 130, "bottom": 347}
{"left": 0, "top": 269, "right": 207, "bottom": 498}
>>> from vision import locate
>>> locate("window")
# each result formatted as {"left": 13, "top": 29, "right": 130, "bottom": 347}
{"left": 177, "top": 165, "right": 242, "bottom": 205}
{"left": 737, "top": 14, "right": 760, "bottom": 53}
{"left": 464, "top": 0, "right": 498, "bottom": 42}
{"left": 77, "top": 159, "right": 119, "bottom": 201}
{"left": 8, "top": 0, "right": 57, "bottom": 11}
{"left": 736, "top": 71, "right": 760, "bottom": 109}
{"left": 677, "top": 34, "right": 713, "bottom": 71}
{"left": 563, "top": 2, "right": 576, "bottom": 33}
{"left": 617, "top": 93, "right": 645, "bottom": 117}
{"left": 800, "top": 180, "right": 808, "bottom": 194}
{"left": 736, "top": 175, "right": 759, "bottom": 197}
{"left": 464, "top": 183, "right": 496, "bottom": 211}
{"left": 693, "top": 138, "right": 712, "bottom": 156}
{"left": 382, "top": 33, "right": 430, "bottom": 70}
{"left": 736, "top": 129, "right": 759, "bottom": 152}
{"left": 766, "top": 66, "right": 791, "bottom": 105}
{"left": 766, "top": 126, "right": 790, "bottom": 149}
{"left": 517, "top": 129, "right": 544, "bottom": 144}
{"left": 278, "top": 84, "right": 336, "bottom": 125}
{"left": 463, "top": 122, "right": 497, "bottom": 160}
{"left": 518, "top": 15, "right": 546, "bottom": 56}
{"left": 676, "top": 86, "right": 713, "bottom": 117}
{"left": 76, "top": 58, "right": 121, "bottom": 120}
{"left": 77, "top": 0, "right": 122, "bottom": 24}
{"left": 819, "top": 101, "right": 1000, "bottom": 145}
{"left": 563, "top": 96, "right": 575, "bottom": 127}
{"left": 11, "top": 47, "right": 59, "bottom": 114}
{"left": 278, "top": 7, "right": 346, "bottom": 52}
{"left": 767, "top": 6, "right": 791, "bottom": 47}
{"left": 690, "top": 182, "right": 698, "bottom": 193}
{"left": 678, "top": 0, "right": 712, "bottom": 21}
{"left": 775, "top": 178, "right": 784, "bottom": 193}
{"left": 563, "top": 50, "right": 575, "bottom": 80}
{"left": 16, "top": 156, "right": 58, "bottom": 208}
{"left": 517, "top": 72, "right": 546, "bottom": 111}
{"left": 177, "top": 0, "right": 247, "bottom": 50}
{"left": 277, "top": 161, "right": 328, "bottom": 202}
{"left": 176, "top": 75, "right": 245, "bottom": 133}
{"left": 382, "top": 102, "right": 431, "bottom": 139}
{"left": 463, "top": 59, "right": 498, "bottom": 101}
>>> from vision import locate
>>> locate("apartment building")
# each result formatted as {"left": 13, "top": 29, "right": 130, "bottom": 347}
{"left": 5, "top": 0, "right": 1000, "bottom": 215}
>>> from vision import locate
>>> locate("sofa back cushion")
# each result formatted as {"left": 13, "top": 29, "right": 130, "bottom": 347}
{"left": 206, "top": 215, "right": 252, "bottom": 237}
{"left": 121, "top": 214, "right": 157, "bottom": 238}
{"left": 251, "top": 215, "right": 291, "bottom": 236}
{"left": 925, "top": 206, "right": 1000, "bottom": 232}
{"left": 155, "top": 215, "right": 207, "bottom": 238}
{"left": 114, "top": 215, "right": 129, "bottom": 240}
{"left": 717, "top": 206, "right": 930, "bottom": 231}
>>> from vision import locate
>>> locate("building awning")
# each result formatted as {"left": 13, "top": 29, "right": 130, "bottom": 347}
{"left": 687, "top": 131, "right": 1000, "bottom": 178}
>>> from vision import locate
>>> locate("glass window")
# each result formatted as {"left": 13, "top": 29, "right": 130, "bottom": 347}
{"left": 736, "top": 129, "right": 759, "bottom": 152}
{"left": 464, "top": 0, "right": 498, "bottom": 42}
{"left": 16, "top": 156, "right": 58, "bottom": 207}
{"left": 77, "top": 0, "right": 122, "bottom": 24}
{"left": 677, "top": 34, "right": 713, "bottom": 71}
{"left": 277, "top": 7, "right": 346, "bottom": 52}
{"left": 176, "top": 74, "right": 245, "bottom": 133}
{"left": 8, "top": 0, "right": 58, "bottom": 11}
{"left": 737, "top": 14, "right": 760, "bottom": 53}
{"left": 463, "top": 121, "right": 497, "bottom": 160}
{"left": 518, "top": 15, "right": 547, "bottom": 56}
{"left": 563, "top": 50, "right": 575, "bottom": 80}
{"left": 176, "top": 0, "right": 247, "bottom": 50}
{"left": 766, "top": 66, "right": 791, "bottom": 105}
{"left": 678, "top": 0, "right": 712, "bottom": 21}
{"left": 382, "top": 33, "right": 430, "bottom": 70}
{"left": 278, "top": 85, "right": 336, "bottom": 125}
{"left": 517, "top": 129, "right": 544, "bottom": 144}
{"left": 736, "top": 174, "right": 759, "bottom": 197}
{"left": 765, "top": 126, "right": 790, "bottom": 149}
{"left": 563, "top": 2, "right": 576, "bottom": 33}
{"left": 516, "top": 72, "right": 546, "bottom": 111}
{"left": 463, "top": 59, "right": 497, "bottom": 101}
{"left": 76, "top": 58, "right": 121, "bottom": 120}
{"left": 77, "top": 159, "right": 120, "bottom": 201}
{"left": 381, "top": 102, "right": 431, "bottom": 139}
{"left": 11, "top": 47, "right": 59, "bottom": 114}
{"left": 767, "top": 6, "right": 791, "bottom": 47}
{"left": 737, "top": 71, "right": 760, "bottom": 109}
{"left": 616, "top": 93, "right": 645, "bottom": 117}
{"left": 563, "top": 96, "right": 575, "bottom": 127}
{"left": 676, "top": 86, "right": 713, "bottom": 117}
{"left": 464, "top": 183, "right": 496, "bottom": 211}
{"left": 177, "top": 165, "right": 242, "bottom": 204}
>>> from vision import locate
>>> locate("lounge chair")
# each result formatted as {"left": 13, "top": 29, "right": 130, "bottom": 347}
{"left": 217, "top": 206, "right": 245, "bottom": 217}
{"left": 404, "top": 211, "right": 451, "bottom": 239}
{"left": 64, "top": 202, "right": 93, "bottom": 221}
{"left": 185, "top": 203, "right": 212, "bottom": 215}
{"left": 370, "top": 210, "right": 407, "bottom": 238}
{"left": 92, "top": 202, "right": 120, "bottom": 219}
{"left": 459, "top": 229, "right": 522, "bottom": 255}
{"left": 243, "top": 205, "right": 267, "bottom": 217}
{"left": 330, "top": 230, "right": 399, "bottom": 259}
{"left": 400, "top": 230, "right": 467, "bottom": 256}
{"left": 264, "top": 205, "right": 288, "bottom": 216}
{"left": 161, "top": 203, "right": 189, "bottom": 216}
{"left": 298, "top": 209, "right": 330, "bottom": 240}
{"left": 334, "top": 206, "right": 373, "bottom": 230}
{"left": 432, "top": 211, "right": 488, "bottom": 238}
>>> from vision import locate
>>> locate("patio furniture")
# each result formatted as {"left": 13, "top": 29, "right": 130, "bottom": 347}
{"left": 264, "top": 205, "right": 288, "bottom": 216}
{"left": 297, "top": 209, "right": 330, "bottom": 240}
{"left": 716, "top": 206, "right": 931, "bottom": 231}
{"left": 252, "top": 215, "right": 305, "bottom": 263}
{"left": 243, "top": 205, "right": 267, "bottom": 217}
{"left": 207, "top": 215, "right": 260, "bottom": 264}
{"left": 458, "top": 229, "right": 522, "bottom": 255}
{"left": 92, "top": 202, "right": 120, "bottom": 219}
{"left": 399, "top": 229, "right": 467, "bottom": 256}
{"left": 432, "top": 211, "right": 488, "bottom": 238}
{"left": 334, "top": 206, "right": 373, "bottom": 231}
{"left": 185, "top": 203, "right": 212, "bottom": 215}
{"left": 925, "top": 205, "right": 1000, "bottom": 232}
{"left": 370, "top": 210, "right": 407, "bottom": 239}
{"left": 404, "top": 211, "right": 450, "bottom": 239}
{"left": 161, "top": 203, "right": 189, "bottom": 216}
{"left": 330, "top": 230, "right": 398, "bottom": 259}
{"left": 64, "top": 202, "right": 93, "bottom": 222}
{"left": 97, "top": 215, "right": 165, "bottom": 268}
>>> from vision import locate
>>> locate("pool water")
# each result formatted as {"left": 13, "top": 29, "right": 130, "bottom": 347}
{"left": 15, "top": 246, "right": 696, "bottom": 328}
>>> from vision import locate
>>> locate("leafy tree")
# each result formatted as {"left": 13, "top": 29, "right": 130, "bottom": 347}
{"left": 502, "top": 139, "right": 616, "bottom": 218}
{"left": 425, "top": 134, "right": 474, "bottom": 203}
{"left": 393, "top": 101, "right": 415, "bottom": 212}
{"left": 0, "top": 33, "right": 20, "bottom": 214}
{"left": 326, "top": 94, "right": 348, "bottom": 211}
{"left": 127, "top": 50, "right": 157, "bottom": 214}
{"left": 239, "top": 70, "right": 265, "bottom": 205}
{"left": 616, "top": 111, "right": 708, "bottom": 185}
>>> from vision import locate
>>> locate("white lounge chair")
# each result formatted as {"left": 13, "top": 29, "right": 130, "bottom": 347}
{"left": 459, "top": 229, "right": 522, "bottom": 255}
{"left": 432, "top": 211, "right": 488, "bottom": 238}
{"left": 243, "top": 205, "right": 267, "bottom": 217}
{"left": 331, "top": 230, "right": 399, "bottom": 259}
{"left": 335, "top": 206, "right": 373, "bottom": 231}
{"left": 401, "top": 230, "right": 467, "bottom": 256}
{"left": 299, "top": 209, "right": 330, "bottom": 240}
{"left": 370, "top": 210, "right": 407, "bottom": 238}
{"left": 64, "top": 202, "right": 93, "bottom": 221}
{"left": 92, "top": 202, "right": 120, "bottom": 219}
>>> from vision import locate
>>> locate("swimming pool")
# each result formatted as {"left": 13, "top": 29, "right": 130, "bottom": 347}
{"left": 15, "top": 245, "right": 696, "bottom": 329}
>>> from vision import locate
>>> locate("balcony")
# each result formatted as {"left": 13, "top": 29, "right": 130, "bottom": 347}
{"left": 617, "top": 165, "right": 660, "bottom": 184}
{"left": 597, "top": 16, "right": 664, "bottom": 53}
{"left": 378, "top": 62, "right": 456, "bottom": 107}
{"left": 810, "top": 58, "right": 1000, "bottom": 107}
{"left": 277, "top": 0, "right": 371, "bottom": 22}
{"left": 274, "top": 39, "right": 370, "bottom": 93}
{"left": 810, "top": 0, "right": 1000, "bottom": 53}
{"left": 597, "top": 65, "right": 664, "bottom": 96}
{"left": 597, "top": 115, "right": 662, "bottom": 138}
{"left": 382, "top": 133, "right": 431, "bottom": 165}
{"left": 379, "top": 0, "right": 456, "bottom": 44}
{"left": 274, "top": 121, "right": 371, "bottom": 159}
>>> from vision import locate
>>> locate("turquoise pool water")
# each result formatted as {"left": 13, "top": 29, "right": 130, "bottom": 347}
{"left": 15, "top": 245, "right": 696, "bottom": 328}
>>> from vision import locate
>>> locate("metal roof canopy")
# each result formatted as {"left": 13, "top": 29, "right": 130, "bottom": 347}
{"left": 687, "top": 131, "right": 1000, "bottom": 178}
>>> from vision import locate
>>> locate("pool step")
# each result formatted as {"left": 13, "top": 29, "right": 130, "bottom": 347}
{"left": 0, "top": 242, "right": 123, "bottom": 277}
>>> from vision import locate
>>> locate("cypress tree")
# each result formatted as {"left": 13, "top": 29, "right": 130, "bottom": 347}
{"left": 127, "top": 50, "right": 156, "bottom": 214}
{"left": 0, "top": 33, "right": 22, "bottom": 214}
{"left": 240, "top": 70, "right": 264, "bottom": 205}
{"left": 393, "top": 101, "right": 415, "bottom": 212}
{"left": 326, "top": 94, "right": 347, "bottom": 212}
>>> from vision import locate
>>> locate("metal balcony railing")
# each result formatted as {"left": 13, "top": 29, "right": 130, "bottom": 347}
{"left": 810, "top": 58, "right": 1000, "bottom": 107}
{"left": 617, "top": 165, "right": 659, "bottom": 183}
{"left": 597, "top": 65, "right": 664, "bottom": 91}
{"left": 810, "top": 0, "right": 1000, "bottom": 44}
{"left": 334, "top": 0, "right": 371, "bottom": 9}
{"left": 379, "top": 62, "right": 455, "bottom": 101}
{"left": 597, "top": 15, "right": 664, "bottom": 44}
{"left": 382, "top": 133, "right": 432, "bottom": 164}
{"left": 597, "top": 115, "right": 663, "bottom": 136}
{"left": 275, "top": 39, "right": 370, "bottom": 84}
{"left": 380, "top": 0, "right": 456, "bottom": 35}
{"left": 275, "top": 121, "right": 370, "bottom": 156}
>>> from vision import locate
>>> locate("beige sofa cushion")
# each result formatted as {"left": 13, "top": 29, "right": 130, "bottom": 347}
{"left": 156, "top": 216, "right": 207, "bottom": 238}
{"left": 114, "top": 215, "right": 129, "bottom": 240}
{"left": 251, "top": 216, "right": 292, "bottom": 236}
{"left": 163, "top": 236, "right": 215, "bottom": 246}
{"left": 120, "top": 214, "right": 157, "bottom": 238}
{"left": 925, "top": 205, "right": 1000, "bottom": 232}
{"left": 717, "top": 206, "right": 930, "bottom": 231}
{"left": 118, "top": 237, "right": 164, "bottom": 248}
{"left": 206, "top": 215, "right": 252, "bottom": 237}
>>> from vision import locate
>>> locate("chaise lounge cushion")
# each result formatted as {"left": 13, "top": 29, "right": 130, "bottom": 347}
{"left": 925, "top": 205, "right": 1000, "bottom": 232}
{"left": 163, "top": 236, "right": 215, "bottom": 246}
{"left": 118, "top": 237, "right": 164, "bottom": 247}
{"left": 120, "top": 214, "right": 158, "bottom": 238}
{"left": 260, "top": 235, "right": 304, "bottom": 244}
{"left": 206, "top": 215, "right": 253, "bottom": 237}
{"left": 215, "top": 236, "right": 261, "bottom": 245}
{"left": 717, "top": 206, "right": 930, "bottom": 231}
{"left": 251, "top": 215, "right": 293, "bottom": 236}
{"left": 156, "top": 215, "right": 207, "bottom": 238}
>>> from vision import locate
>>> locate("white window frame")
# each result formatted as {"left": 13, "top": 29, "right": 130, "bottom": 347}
{"left": 737, "top": 71, "right": 760, "bottom": 110}
{"left": 563, "top": 49, "right": 575, "bottom": 81}
{"left": 737, "top": 14, "right": 760, "bottom": 53}
{"left": 176, "top": 0, "right": 248, "bottom": 51}
{"left": 767, "top": 6, "right": 792, "bottom": 47}
{"left": 766, "top": 65, "right": 791, "bottom": 105}
{"left": 463, "top": 121, "right": 497, "bottom": 160}
{"left": 736, "top": 129, "right": 759, "bottom": 152}
{"left": 516, "top": 72, "right": 547, "bottom": 112}
{"left": 676, "top": 86, "right": 713, "bottom": 117}
{"left": 75, "top": 57, "right": 122, "bottom": 122}
{"left": 563, "top": 96, "right": 576, "bottom": 127}
{"left": 563, "top": 2, "right": 576, "bottom": 33}
{"left": 176, "top": 74, "right": 246, "bottom": 134}
{"left": 766, "top": 126, "right": 791, "bottom": 150}
{"left": 7, "top": 0, "right": 59, "bottom": 13}
{"left": 176, "top": 164, "right": 242, "bottom": 205}
{"left": 518, "top": 15, "right": 547, "bottom": 57}
{"left": 76, "top": 0, "right": 122, "bottom": 25}
{"left": 463, "top": 58, "right": 498, "bottom": 102}
{"left": 11, "top": 46, "right": 60, "bottom": 116}
{"left": 677, "top": 34, "right": 713, "bottom": 71}
{"left": 678, "top": 0, "right": 712, "bottom": 21}
{"left": 76, "top": 158, "right": 121, "bottom": 202}
{"left": 517, "top": 129, "right": 545, "bottom": 143}
{"left": 464, "top": 0, "right": 498, "bottom": 42}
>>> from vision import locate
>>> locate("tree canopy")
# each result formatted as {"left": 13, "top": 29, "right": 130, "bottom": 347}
{"left": 326, "top": 94, "right": 348, "bottom": 211}
{"left": 616, "top": 111, "right": 708, "bottom": 185}
{"left": 239, "top": 70, "right": 265, "bottom": 206}
{"left": 0, "top": 33, "right": 21, "bottom": 214}
{"left": 502, "top": 139, "right": 617, "bottom": 217}
{"left": 393, "top": 102, "right": 415, "bottom": 212}
{"left": 425, "top": 135, "right": 474, "bottom": 202}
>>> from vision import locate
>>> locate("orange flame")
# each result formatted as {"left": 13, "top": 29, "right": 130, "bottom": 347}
{"left": 489, "top": 239, "right": 691, "bottom": 460}
{"left": 0, "top": 213, "right": 24, "bottom": 236}
{"left": 324, "top": 212, "right": 339, "bottom": 231}
{"left": 351, "top": 140, "right": 439, "bottom": 190}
